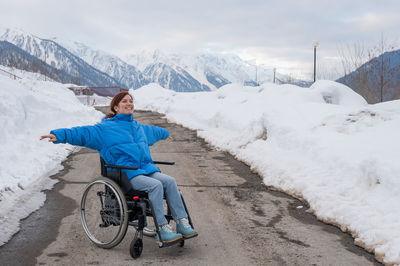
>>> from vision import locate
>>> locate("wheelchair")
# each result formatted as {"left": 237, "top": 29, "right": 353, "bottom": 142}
{"left": 80, "top": 157, "right": 195, "bottom": 259}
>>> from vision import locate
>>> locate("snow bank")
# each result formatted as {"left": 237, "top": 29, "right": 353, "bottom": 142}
{"left": 0, "top": 74, "right": 103, "bottom": 245}
{"left": 132, "top": 81, "right": 400, "bottom": 264}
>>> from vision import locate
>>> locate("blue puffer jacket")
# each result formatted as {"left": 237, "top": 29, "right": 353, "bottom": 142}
{"left": 50, "top": 113, "right": 169, "bottom": 179}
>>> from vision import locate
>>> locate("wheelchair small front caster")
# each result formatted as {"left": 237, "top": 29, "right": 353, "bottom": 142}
{"left": 130, "top": 238, "right": 143, "bottom": 259}
{"left": 179, "top": 239, "right": 185, "bottom": 247}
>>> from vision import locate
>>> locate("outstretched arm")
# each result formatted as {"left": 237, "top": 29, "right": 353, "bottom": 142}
{"left": 40, "top": 125, "right": 102, "bottom": 150}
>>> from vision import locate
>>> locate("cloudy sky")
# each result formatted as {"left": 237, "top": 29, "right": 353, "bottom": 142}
{"left": 1, "top": 0, "right": 399, "bottom": 80}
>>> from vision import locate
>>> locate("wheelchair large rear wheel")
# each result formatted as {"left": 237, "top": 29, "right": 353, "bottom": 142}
{"left": 80, "top": 177, "right": 129, "bottom": 249}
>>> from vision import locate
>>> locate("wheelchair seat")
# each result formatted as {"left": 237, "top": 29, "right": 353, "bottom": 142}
{"left": 100, "top": 157, "right": 148, "bottom": 199}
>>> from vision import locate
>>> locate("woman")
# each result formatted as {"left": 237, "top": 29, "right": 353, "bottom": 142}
{"left": 41, "top": 91, "right": 197, "bottom": 243}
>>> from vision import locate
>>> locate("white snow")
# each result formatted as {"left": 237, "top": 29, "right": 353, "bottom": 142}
{"left": 0, "top": 69, "right": 103, "bottom": 246}
{"left": 1, "top": 68, "right": 400, "bottom": 264}
{"left": 131, "top": 81, "right": 400, "bottom": 265}
{"left": 124, "top": 49, "right": 283, "bottom": 87}
{"left": 0, "top": 66, "right": 55, "bottom": 82}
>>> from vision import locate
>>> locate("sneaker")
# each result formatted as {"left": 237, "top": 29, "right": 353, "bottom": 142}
{"left": 129, "top": 221, "right": 157, "bottom": 237}
{"left": 143, "top": 227, "right": 156, "bottom": 237}
{"left": 176, "top": 218, "right": 198, "bottom": 239}
{"left": 156, "top": 224, "right": 183, "bottom": 243}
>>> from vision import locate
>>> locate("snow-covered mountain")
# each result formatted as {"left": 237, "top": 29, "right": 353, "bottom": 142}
{"left": 57, "top": 43, "right": 214, "bottom": 91}
{"left": 125, "top": 50, "right": 275, "bottom": 88}
{"left": 0, "top": 28, "right": 120, "bottom": 87}
{"left": 0, "top": 40, "right": 76, "bottom": 83}
{"left": 0, "top": 28, "right": 310, "bottom": 92}
{"left": 53, "top": 38, "right": 148, "bottom": 90}
{"left": 125, "top": 50, "right": 228, "bottom": 90}
{"left": 53, "top": 38, "right": 290, "bottom": 91}
{"left": 126, "top": 49, "right": 313, "bottom": 85}
{"left": 125, "top": 50, "right": 314, "bottom": 88}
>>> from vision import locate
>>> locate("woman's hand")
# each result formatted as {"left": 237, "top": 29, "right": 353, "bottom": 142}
{"left": 40, "top": 134, "right": 58, "bottom": 142}
{"left": 167, "top": 135, "right": 173, "bottom": 141}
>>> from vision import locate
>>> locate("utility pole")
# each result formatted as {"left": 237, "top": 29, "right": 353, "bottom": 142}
{"left": 255, "top": 59, "right": 258, "bottom": 86}
{"left": 273, "top": 68, "right": 276, "bottom": 84}
{"left": 312, "top": 40, "right": 319, "bottom": 83}
{"left": 380, "top": 33, "right": 384, "bottom": 102}
{"left": 44, "top": 48, "right": 47, "bottom": 81}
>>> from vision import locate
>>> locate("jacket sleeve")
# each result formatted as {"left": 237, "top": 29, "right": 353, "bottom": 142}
{"left": 141, "top": 124, "right": 169, "bottom": 146}
{"left": 50, "top": 124, "right": 102, "bottom": 150}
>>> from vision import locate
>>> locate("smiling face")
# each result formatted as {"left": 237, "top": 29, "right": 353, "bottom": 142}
{"left": 114, "top": 94, "right": 134, "bottom": 115}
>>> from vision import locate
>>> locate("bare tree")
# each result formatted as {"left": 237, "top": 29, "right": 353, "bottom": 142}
{"left": 373, "top": 34, "right": 396, "bottom": 102}
{"left": 282, "top": 74, "right": 294, "bottom": 84}
{"left": 337, "top": 41, "right": 373, "bottom": 96}
{"left": 337, "top": 35, "right": 398, "bottom": 103}
{"left": 8, "top": 53, "right": 16, "bottom": 69}
{"left": 316, "top": 61, "right": 341, "bottom": 80}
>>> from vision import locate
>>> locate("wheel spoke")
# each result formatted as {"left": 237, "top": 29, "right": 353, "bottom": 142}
{"left": 80, "top": 177, "right": 128, "bottom": 248}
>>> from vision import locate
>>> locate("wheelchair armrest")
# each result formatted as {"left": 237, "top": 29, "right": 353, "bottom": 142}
{"left": 104, "top": 162, "right": 175, "bottom": 168}
{"left": 104, "top": 164, "right": 139, "bottom": 170}
{"left": 153, "top": 161, "right": 175, "bottom": 165}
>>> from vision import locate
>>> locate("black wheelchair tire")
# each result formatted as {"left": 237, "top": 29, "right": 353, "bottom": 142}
{"left": 130, "top": 238, "right": 143, "bottom": 259}
{"left": 80, "top": 177, "right": 129, "bottom": 249}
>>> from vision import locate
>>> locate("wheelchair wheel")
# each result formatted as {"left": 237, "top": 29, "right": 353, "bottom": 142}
{"left": 80, "top": 177, "right": 129, "bottom": 249}
{"left": 130, "top": 238, "right": 143, "bottom": 259}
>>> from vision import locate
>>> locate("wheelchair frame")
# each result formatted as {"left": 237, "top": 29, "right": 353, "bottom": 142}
{"left": 80, "top": 157, "right": 194, "bottom": 259}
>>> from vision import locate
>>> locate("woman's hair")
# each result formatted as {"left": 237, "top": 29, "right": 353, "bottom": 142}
{"left": 105, "top": 91, "right": 133, "bottom": 119}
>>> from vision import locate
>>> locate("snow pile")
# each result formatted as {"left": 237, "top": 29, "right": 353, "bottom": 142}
{"left": 132, "top": 81, "right": 400, "bottom": 264}
{"left": 0, "top": 74, "right": 103, "bottom": 245}
{"left": 0, "top": 66, "right": 55, "bottom": 82}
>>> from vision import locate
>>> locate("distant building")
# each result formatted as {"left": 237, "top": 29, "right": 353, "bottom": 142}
{"left": 68, "top": 86, "right": 94, "bottom": 96}
{"left": 68, "top": 86, "right": 128, "bottom": 96}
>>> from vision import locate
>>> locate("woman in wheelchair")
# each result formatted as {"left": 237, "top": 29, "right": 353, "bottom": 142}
{"left": 41, "top": 91, "right": 198, "bottom": 244}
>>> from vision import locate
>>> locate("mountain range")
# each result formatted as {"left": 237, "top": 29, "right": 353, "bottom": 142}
{"left": 1, "top": 28, "right": 399, "bottom": 103}
{"left": 0, "top": 28, "right": 306, "bottom": 92}
{"left": 0, "top": 40, "right": 77, "bottom": 83}
{"left": 0, "top": 29, "right": 121, "bottom": 87}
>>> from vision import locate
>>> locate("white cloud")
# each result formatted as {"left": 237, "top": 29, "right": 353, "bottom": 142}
{"left": 0, "top": 0, "right": 399, "bottom": 79}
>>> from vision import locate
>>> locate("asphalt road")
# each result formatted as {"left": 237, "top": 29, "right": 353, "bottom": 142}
{"left": 0, "top": 109, "right": 380, "bottom": 265}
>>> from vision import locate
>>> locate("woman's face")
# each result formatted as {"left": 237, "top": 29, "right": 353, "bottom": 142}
{"left": 114, "top": 94, "right": 134, "bottom": 115}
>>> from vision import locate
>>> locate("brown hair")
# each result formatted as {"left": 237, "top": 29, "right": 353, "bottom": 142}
{"left": 105, "top": 91, "right": 133, "bottom": 119}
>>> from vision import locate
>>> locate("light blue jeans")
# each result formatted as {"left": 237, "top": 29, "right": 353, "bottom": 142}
{"left": 129, "top": 172, "right": 188, "bottom": 226}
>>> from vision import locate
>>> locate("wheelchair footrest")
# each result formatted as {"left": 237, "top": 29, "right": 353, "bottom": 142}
{"left": 157, "top": 237, "right": 184, "bottom": 248}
